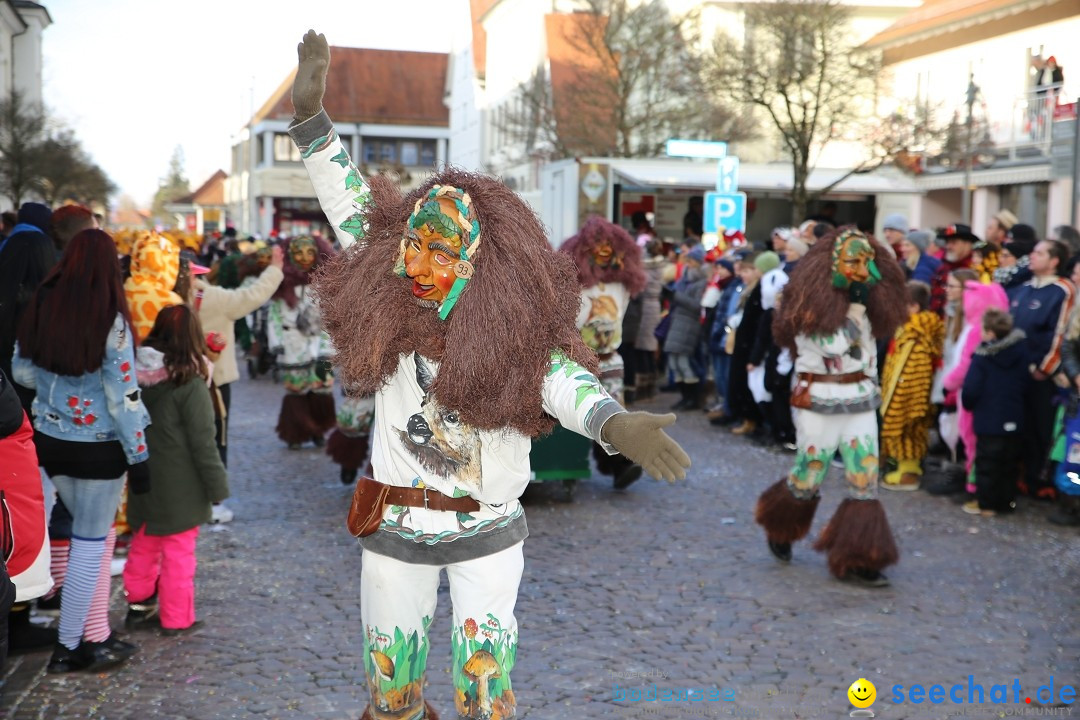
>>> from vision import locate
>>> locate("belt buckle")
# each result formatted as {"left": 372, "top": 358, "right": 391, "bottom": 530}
{"left": 423, "top": 487, "right": 430, "bottom": 511}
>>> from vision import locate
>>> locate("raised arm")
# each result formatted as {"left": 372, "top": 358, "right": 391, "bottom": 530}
{"left": 288, "top": 30, "right": 373, "bottom": 250}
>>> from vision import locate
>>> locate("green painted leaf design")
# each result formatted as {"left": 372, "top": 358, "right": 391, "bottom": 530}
{"left": 331, "top": 150, "right": 349, "bottom": 168}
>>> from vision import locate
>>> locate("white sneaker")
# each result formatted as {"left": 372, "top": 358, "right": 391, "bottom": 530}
{"left": 210, "top": 504, "right": 234, "bottom": 524}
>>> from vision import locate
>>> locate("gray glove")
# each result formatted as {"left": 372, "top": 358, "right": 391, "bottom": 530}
{"left": 601, "top": 412, "right": 691, "bottom": 483}
{"left": 292, "top": 29, "right": 330, "bottom": 122}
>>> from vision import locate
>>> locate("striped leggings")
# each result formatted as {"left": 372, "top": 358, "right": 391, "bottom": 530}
{"left": 49, "top": 475, "right": 125, "bottom": 650}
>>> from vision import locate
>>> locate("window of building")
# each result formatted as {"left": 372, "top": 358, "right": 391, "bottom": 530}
{"left": 420, "top": 142, "right": 436, "bottom": 166}
{"left": 274, "top": 133, "right": 301, "bottom": 163}
{"left": 401, "top": 141, "right": 419, "bottom": 166}
{"left": 380, "top": 142, "right": 396, "bottom": 163}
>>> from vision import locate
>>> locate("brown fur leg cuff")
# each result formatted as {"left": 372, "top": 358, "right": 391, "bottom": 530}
{"left": 276, "top": 393, "right": 319, "bottom": 444}
{"left": 754, "top": 478, "right": 821, "bottom": 544}
{"left": 813, "top": 498, "right": 899, "bottom": 578}
{"left": 307, "top": 392, "right": 337, "bottom": 433}
{"left": 326, "top": 429, "right": 369, "bottom": 468}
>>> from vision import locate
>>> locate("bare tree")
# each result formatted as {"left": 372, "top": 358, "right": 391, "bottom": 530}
{"left": 499, "top": 0, "right": 753, "bottom": 161}
{"left": 34, "top": 128, "right": 116, "bottom": 207}
{"left": 0, "top": 91, "right": 46, "bottom": 208}
{"left": 704, "top": 0, "right": 882, "bottom": 222}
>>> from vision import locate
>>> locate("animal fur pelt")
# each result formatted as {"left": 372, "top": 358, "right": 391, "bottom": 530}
{"left": 754, "top": 478, "right": 821, "bottom": 544}
{"left": 813, "top": 498, "right": 899, "bottom": 577}
{"left": 326, "top": 429, "right": 369, "bottom": 468}
{"left": 315, "top": 168, "right": 597, "bottom": 438}
{"left": 276, "top": 393, "right": 319, "bottom": 444}
{"left": 559, "top": 215, "right": 647, "bottom": 295}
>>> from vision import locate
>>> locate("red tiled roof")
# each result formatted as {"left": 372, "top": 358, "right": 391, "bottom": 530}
{"left": 471, "top": 0, "right": 497, "bottom": 78}
{"left": 254, "top": 47, "right": 449, "bottom": 126}
{"left": 173, "top": 170, "right": 226, "bottom": 206}
{"left": 865, "top": 0, "right": 1061, "bottom": 48}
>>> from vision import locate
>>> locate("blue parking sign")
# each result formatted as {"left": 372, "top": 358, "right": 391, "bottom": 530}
{"left": 704, "top": 191, "right": 746, "bottom": 234}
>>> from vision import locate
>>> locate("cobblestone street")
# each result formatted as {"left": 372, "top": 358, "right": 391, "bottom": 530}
{"left": 2, "top": 373, "right": 1078, "bottom": 720}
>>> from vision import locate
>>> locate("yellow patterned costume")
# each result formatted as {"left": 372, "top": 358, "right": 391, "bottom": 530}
{"left": 880, "top": 310, "right": 945, "bottom": 482}
{"left": 124, "top": 232, "right": 182, "bottom": 342}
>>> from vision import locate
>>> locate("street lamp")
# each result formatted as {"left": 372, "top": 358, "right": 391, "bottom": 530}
{"left": 961, "top": 73, "right": 979, "bottom": 224}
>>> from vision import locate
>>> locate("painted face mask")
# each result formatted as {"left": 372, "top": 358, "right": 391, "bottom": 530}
{"left": 394, "top": 185, "right": 482, "bottom": 321}
{"left": 290, "top": 236, "right": 318, "bottom": 272}
{"left": 831, "top": 230, "right": 881, "bottom": 289}
{"left": 591, "top": 238, "right": 622, "bottom": 270}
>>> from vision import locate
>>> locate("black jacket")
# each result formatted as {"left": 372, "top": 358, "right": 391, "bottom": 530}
{"left": 962, "top": 329, "right": 1028, "bottom": 436}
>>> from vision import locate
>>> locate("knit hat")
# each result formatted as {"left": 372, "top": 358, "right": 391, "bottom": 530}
{"left": 882, "top": 213, "right": 908, "bottom": 232}
{"left": 994, "top": 209, "right": 1018, "bottom": 230}
{"left": 17, "top": 202, "right": 52, "bottom": 233}
{"left": 1006, "top": 223, "right": 1037, "bottom": 244}
{"left": 1003, "top": 239, "right": 1035, "bottom": 258}
{"left": 716, "top": 258, "right": 735, "bottom": 274}
{"left": 905, "top": 230, "right": 933, "bottom": 252}
{"left": 684, "top": 245, "right": 706, "bottom": 263}
{"left": 754, "top": 251, "right": 781, "bottom": 274}
{"left": 785, "top": 237, "right": 809, "bottom": 258}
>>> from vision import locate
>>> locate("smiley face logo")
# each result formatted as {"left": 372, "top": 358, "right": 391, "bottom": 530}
{"left": 848, "top": 678, "right": 876, "bottom": 709}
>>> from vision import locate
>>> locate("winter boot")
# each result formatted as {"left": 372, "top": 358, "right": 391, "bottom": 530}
{"left": 683, "top": 382, "right": 705, "bottom": 410}
{"left": 670, "top": 382, "right": 691, "bottom": 410}
{"left": 754, "top": 479, "right": 821, "bottom": 563}
{"left": 8, "top": 603, "right": 57, "bottom": 654}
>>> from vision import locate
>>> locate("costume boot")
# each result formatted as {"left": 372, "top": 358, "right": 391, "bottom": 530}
{"left": 754, "top": 479, "right": 820, "bottom": 562}
{"left": 1048, "top": 494, "right": 1080, "bottom": 526}
{"left": 276, "top": 393, "right": 319, "bottom": 447}
{"left": 813, "top": 498, "right": 899, "bottom": 587}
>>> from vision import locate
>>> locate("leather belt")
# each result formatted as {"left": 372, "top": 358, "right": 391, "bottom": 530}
{"left": 797, "top": 371, "right": 870, "bottom": 384}
{"left": 384, "top": 486, "right": 481, "bottom": 513}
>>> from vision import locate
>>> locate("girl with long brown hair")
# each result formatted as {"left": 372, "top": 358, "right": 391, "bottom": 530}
{"left": 122, "top": 304, "right": 228, "bottom": 636}
{"left": 13, "top": 229, "right": 149, "bottom": 673}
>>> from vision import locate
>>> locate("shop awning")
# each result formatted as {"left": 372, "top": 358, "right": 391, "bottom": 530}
{"left": 603, "top": 158, "right": 920, "bottom": 194}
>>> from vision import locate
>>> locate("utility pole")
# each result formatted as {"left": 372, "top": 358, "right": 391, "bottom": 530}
{"left": 961, "top": 73, "right": 978, "bottom": 225}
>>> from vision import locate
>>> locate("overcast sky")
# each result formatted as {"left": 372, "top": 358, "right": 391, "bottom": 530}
{"left": 42, "top": 0, "right": 464, "bottom": 206}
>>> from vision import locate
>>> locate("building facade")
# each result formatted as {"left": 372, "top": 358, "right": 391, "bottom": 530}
{"left": 226, "top": 47, "right": 450, "bottom": 238}
{"left": 867, "top": 0, "right": 1080, "bottom": 236}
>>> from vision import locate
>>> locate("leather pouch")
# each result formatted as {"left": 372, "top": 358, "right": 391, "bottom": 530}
{"left": 346, "top": 476, "right": 391, "bottom": 538}
{"left": 790, "top": 376, "right": 813, "bottom": 410}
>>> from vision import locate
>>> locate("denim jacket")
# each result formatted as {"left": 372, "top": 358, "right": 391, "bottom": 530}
{"left": 12, "top": 314, "right": 150, "bottom": 464}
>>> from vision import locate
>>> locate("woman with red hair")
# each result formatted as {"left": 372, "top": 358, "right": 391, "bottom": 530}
{"left": 13, "top": 229, "right": 150, "bottom": 672}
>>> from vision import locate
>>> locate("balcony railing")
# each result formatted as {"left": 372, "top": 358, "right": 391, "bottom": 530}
{"left": 993, "top": 84, "right": 1065, "bottom": 160}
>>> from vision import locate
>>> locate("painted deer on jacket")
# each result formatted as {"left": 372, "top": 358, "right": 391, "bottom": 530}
{"left": 396, "top": 352, "right": 483, "bottom": 492}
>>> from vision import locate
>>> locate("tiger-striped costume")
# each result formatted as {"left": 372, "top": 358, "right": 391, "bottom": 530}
{"left": 881, "top": 310, "right": 945, "bottom": 479}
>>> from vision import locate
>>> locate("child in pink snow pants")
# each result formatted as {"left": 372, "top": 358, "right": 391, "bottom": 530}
{"left": 123, "top": 305, "right": 229, "bottom": 633}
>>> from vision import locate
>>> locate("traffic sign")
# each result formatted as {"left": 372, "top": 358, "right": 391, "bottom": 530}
{"left": 665, "top": 139, "right": 728, "bottom": 159}
{"left": 717, "top": 156, "right": 740, "bottom": 192}
{"left": 704, "top": 191, "right": 747, "bottom": 234}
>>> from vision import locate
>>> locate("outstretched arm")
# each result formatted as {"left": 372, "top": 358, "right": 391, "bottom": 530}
{"left": 541, "top": 351, "right": 691, "bottom": 483}
{"left": 288, "top": 30, "right": 373, "bottom": 250}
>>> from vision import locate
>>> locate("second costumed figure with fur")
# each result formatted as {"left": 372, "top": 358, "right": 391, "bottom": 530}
{"left": 755, "top": 227, "right": 908, "bottom": 587}
{"left": 559, "top": 216, "right": 648, "bottom": 489}
{"left": 268, "top": 235, "right": 338, "bottom": 449}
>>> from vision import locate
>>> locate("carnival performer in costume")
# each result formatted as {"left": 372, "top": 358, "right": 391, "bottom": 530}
{"left": 268, "top": 235, "right": 337, "bottom": 449}
{"left": 289, "top": 31, "right": 690, "bottom": 720}
{"left": 327, "top": 390, "right": 376, "bottom": 485}
{"left": 755, "top": 227, "right": 907, "bottom": 588}
{"left": 555, "top": 216, "right": 647, "bottom": 489}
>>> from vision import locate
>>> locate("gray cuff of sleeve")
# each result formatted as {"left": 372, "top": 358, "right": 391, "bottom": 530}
{"left": 288, "top": 110, "right": 334, "bottom": 154}
{"left": 587, "top": 399, "right": 626, "bottom": 455}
